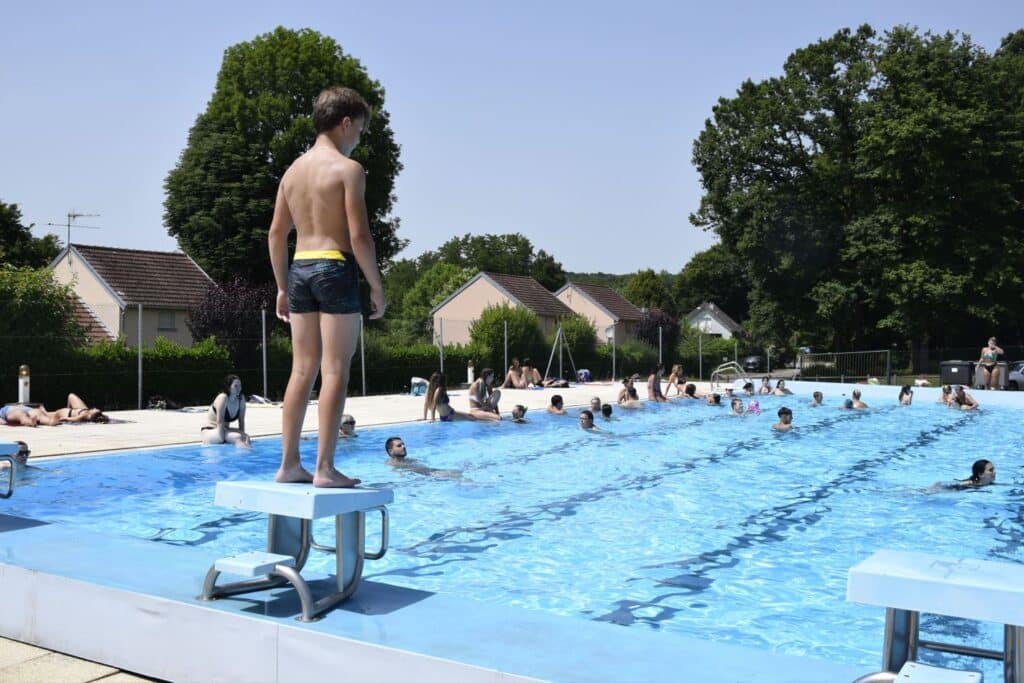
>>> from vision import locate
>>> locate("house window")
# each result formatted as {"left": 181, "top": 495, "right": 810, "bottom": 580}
{"left": 157, "top": 310, "right": 176, "bottom": 331}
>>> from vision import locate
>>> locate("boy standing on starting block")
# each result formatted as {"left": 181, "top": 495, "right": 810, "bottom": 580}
{"left": 268, "top": 87, "right": 385, "bottom": 487}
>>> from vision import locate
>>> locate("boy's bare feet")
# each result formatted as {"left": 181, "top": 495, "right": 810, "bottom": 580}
{"left": 313, "top": 469, "right": 361, "bottom": 488}
{"left": 275, "top": 464, "right": 314, "bottom": 483}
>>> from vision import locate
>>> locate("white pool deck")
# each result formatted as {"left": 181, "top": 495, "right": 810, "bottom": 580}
{"left": 2, "top": 379, "right": 1021, "bottom": 682}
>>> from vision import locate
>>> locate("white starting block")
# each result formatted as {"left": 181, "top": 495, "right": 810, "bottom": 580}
{"left": 848, "top": 549, "right": 1024, "bottom": 683}
{"left": 200, "top": 481, "right": 393, "bottom": 621}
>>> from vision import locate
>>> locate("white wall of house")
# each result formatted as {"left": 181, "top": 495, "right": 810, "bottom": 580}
{"left": 122, "top": 307, "right": 194, "bottom": 348}
{"left": 688, "top": 311, "right": 734, "bottom": 338}
{"left": 556, "top": 287, "right": 610, "bottom": 343}
{"left": 51, "top": 255, "right": 121, "bottom": 338}
{"left": 432, "top": 277, "right": 514, "bottom": 345}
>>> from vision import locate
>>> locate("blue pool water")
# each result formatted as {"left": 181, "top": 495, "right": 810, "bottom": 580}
{"left": 6, "top": 395, "right": 1022, "bottom": 676}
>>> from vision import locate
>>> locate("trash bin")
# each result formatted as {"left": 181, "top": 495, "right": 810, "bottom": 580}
{"left": 940, "top": 361, "right": 974, "bottom": 386}
{"left": 974, "top": 361, "right": 1008, "bottom": 390}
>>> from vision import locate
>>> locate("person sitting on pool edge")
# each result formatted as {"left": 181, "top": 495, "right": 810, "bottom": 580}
{"left": 501, "top": 358, "right": 527, "bottom": 389}
{"left": 468, "top": 368, "right": 502, "bottom": 421}
{"left": 578, "top": 410, "right": 600, "bottom": 431}
{"left": 511, "top": 405, "right": 528, "bottom": 423}
{"left": 548, "top": 394, "right": 566, "bottom": 415}
{"left": 758, "top": 377, "right": 772, "bottom": 395}
{"left": 851, "top": 389, "right": 868, "bottom": 410}
{"left": 201, "top": 375, "right": 251, "bottom": 447}
{"left": 772, "top": 406, "right": 793, "bottom": 432}
{"left": 809, "top": 391, "right": 823, "bottom": 407}
{"left": 665, "top": 364, "right": 686, "bottom": 397}
{"left": 339, "top": 414, "right": 357, "bottom": 438}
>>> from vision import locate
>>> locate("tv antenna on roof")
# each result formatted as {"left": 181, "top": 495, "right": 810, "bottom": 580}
{"left": 46, "top": 211, "right": 102, "bottom": 264}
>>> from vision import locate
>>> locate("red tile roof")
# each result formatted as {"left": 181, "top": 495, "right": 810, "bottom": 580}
{"left": 72, "top": 244, "right": 212, "bottom": 309}
{"left": 566, "top": 283, "right": 644, "bottom": 322}
{"left": 71, "top": 295, "right": 114, "bottom": 344}
{"left": 484, "top": 272, "right": 573, "bottom": 318}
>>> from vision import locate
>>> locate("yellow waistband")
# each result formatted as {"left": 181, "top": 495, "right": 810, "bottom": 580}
{"left": 294, "top": 250, "right": 346, "bottom": 261}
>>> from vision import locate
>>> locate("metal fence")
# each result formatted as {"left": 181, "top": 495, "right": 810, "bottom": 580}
{"left": 796, "top": 350, "right": 893, "bottom": 384}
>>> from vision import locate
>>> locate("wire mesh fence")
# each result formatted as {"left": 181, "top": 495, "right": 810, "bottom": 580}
{"left": 796, "top": 350, "right": 893, "bottom": 384}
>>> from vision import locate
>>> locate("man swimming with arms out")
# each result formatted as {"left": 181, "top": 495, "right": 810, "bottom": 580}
{"left": 269, "top": 87, "right": 385, "bottom": 488}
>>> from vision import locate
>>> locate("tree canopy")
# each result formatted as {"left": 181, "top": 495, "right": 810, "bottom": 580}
{"left": 0, "top": 201, "right": 60, "bottom": 268}
{"left": 417, "top": 233, "right": 566, "bottom": 291}
{"left": 691, "top": 25, "right": 1024, "bottom": 363}
{"left": 622, "top": 269, "right": 676, "bottom": 314}
{"left": 164, "top": 27, "right": 405, "bottom": 284}
{"left": 673, "top": 243, "right": 751, "bottom": 322}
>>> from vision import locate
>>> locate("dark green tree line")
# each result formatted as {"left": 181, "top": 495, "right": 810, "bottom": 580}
{"left": 691, "top": 25, "right": 1024, "bottom": 368}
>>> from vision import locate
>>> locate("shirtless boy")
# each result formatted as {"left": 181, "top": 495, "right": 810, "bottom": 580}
{"left": 269, "top": 87, "right": 385, "bottom": 488}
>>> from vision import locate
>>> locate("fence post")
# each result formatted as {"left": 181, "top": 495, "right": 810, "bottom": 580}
{"left": 698, "top": 334, "right": 703, "bottom": 381}
{"left": 767, "top": 348, "right": 772, "bottom": 375}
{"left": 734, "top": 339, "right": 738, "bottom": 363}
{"left": 658, "top": 326, "right": 663, "bottom": 366}
{"left": 886, "top": 349, "right": 892, "bottom": 385}
{"left": 439, "top": 319, "right": 445, "bottom": 374}
{"left": 558, "top": 326, "right": 563, "bottom": 379}
{"left": 503, "top": 320, "right": 508, "bottom": 376}
{"left": 137, "top": 303, "right": 143, "bottom": 410}
{"left": 261, "top": 308, "right": 268, "bottom": 399}
{"left": 612, "top": 324, "right": 616, "bottom": 381}
{"left": 359, "top": 316, "right": 367, "bottom": 397}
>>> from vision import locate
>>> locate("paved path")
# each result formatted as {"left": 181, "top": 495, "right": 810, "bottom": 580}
{"left": 0, "top": 637, "right": 157, "bottom": 682}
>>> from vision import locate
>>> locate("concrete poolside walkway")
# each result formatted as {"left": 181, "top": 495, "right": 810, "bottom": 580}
{"left": 11, "top": 380, "right": 711, "bottom": 458}
{"left": 0, "top": 637, "right": 157, "bottom": 682}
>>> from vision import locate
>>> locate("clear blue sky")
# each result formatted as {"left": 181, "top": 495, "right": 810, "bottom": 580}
{"left": 2, "top": 1, "right": 1021, "bottom": 274}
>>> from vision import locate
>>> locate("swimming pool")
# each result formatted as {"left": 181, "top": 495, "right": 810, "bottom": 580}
{"left": 6, "top": 394, "right": 1020, "bottom": 677}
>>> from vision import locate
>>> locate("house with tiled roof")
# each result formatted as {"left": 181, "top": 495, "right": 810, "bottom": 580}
{"left": 50, "top": 244, "right": 214, "bottom": 347}
{"left": 555, "top": 282, "right": 644, "bottom": 344}
{"left": 685, "top": 301, "right": 742, "bottom": 339}
{"left": 429, "top": 272, "right": 572, "bottom": 345}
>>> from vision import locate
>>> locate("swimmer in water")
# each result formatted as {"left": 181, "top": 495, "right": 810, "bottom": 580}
{"left": 898, "top": 385, "right": 913, "bottom": 406}
{"left": 730, "top": 398, "right": 746, "bottom": 415}
{"left": 511, "top": 405, "right": 528, "bottom": 423}
{"left": 809, "top": 391, "right": 823, "bottom": 407}
{"left": 385, "top": 436, "right": 460, "bottom": 478}
{"left": 579, "top": 409, "right": 600, "bottom": 431}
{"left": 932, "top": 459, "right": 995, "bottom": 491}
{"left": 772, "top": 406, "right": 793, "bottom": 432}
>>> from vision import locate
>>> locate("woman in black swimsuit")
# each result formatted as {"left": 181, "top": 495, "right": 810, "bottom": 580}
{"left": 202, "top": 375, "right": 251, "bottom": 446}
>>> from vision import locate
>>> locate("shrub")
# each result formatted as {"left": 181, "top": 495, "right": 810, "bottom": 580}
{"left": 635, "top": 308, "right": 680, "bottom": 357}
{"left": 469, "top": 304, "right": 545, "bottom": 372}
{"left": 186, "top": 277, "right": 279, "bottom": 372}
{"left": 591, "top": 338, "right": 659, "bottom": 380}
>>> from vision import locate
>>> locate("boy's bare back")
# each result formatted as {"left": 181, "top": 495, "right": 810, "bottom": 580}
{"left": 281, "top": 146, "right": 366, "bottom": 254}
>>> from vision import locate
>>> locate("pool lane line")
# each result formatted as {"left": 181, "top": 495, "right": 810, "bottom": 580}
{"left": 591, "top": 410, "right": 979, "bottom": 628}
{"left": 364, "top": 408, "right": 885, "bottom": 580}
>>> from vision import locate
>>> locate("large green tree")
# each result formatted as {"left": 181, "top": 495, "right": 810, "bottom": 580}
{"left": 0, "top": 201, "right": 60, "bottom": 268}
{"left": 673, "top": 243, "right": 750, "bottom": 321}
{"left": 691, "top": 25, "right": 1024, "bottom": 366}
{"left": 164, "top": 27, "right": 405, "bottom": 284}
{"left": 622, "top": 268, "right": 676, "bottom": 314}
{"left": 417, "top": 233, "right": 567, "bottom": 290}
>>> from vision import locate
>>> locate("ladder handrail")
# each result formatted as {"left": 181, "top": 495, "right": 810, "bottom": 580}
{"left": 709, "top": 361, "right": 749, "bottom": 390}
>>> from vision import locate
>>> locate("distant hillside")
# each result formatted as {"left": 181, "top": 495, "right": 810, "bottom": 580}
{"left": 563, "top": 272, "right": 630, "bottom": 293}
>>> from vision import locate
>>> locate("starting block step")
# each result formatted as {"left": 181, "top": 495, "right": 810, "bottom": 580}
{"left": 215, "top": 551, "right": 295, "bottom": 577}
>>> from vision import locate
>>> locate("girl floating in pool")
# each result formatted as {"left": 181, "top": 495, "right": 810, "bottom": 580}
{"left": 960, "top": 459, "right": 996, "bottom": 487}
{"left": 932, "top": 459, "right": 996, "bottom": 491}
